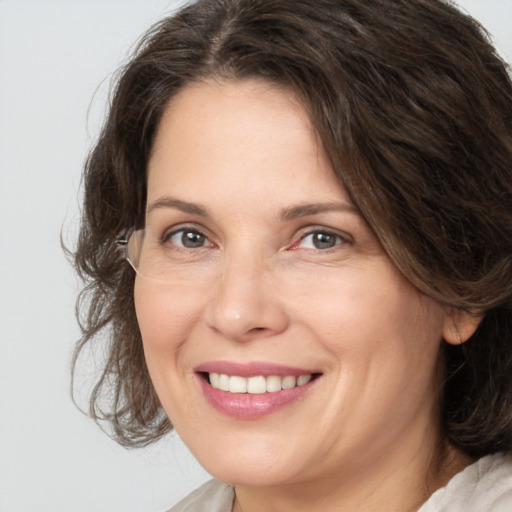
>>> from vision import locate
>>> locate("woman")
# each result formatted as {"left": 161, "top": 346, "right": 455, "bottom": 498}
{"left": 73, "top": 0, "right": 512, "bottom": 510}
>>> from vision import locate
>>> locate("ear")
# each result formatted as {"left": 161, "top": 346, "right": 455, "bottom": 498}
{"left": 443, "top": 308, "right": 484, "bottom": 345}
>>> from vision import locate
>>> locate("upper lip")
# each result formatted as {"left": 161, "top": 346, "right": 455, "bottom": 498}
{"left": 195, "top": 361, "right": 320, "bottom": 377}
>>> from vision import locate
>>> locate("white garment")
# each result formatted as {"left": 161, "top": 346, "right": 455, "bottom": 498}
{"left": 168, "top": 452, "right": 512, "bottom": 511}
{"left": 417, "top": 452, "right": 512, "bottom": 512}
{"left": 168, "top": 480, "right": 234, "bottom": 512}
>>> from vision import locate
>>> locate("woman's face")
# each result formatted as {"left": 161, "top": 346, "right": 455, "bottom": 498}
{"left": 135, "top": 79, "right": 453, "bottom": 488}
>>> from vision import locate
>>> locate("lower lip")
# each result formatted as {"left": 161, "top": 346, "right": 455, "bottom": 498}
{"left": 198, "top": 375, "right": 317, "bottom": 419}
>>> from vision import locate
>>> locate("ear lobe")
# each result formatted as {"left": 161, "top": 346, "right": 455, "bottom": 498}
{"left": 443, "top": 308, "right": 484, "bottom": 345}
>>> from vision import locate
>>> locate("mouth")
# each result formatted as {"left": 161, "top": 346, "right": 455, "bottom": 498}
{"left": 195, "top": 362, "right": 322, "bottom": 419}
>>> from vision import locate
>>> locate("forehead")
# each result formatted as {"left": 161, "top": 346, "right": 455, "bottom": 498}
{"left": 150, "top": 78, "right": 318, "bottom": 170}
{"left": 147, "top": 79, "right": 347, "bottom": 208}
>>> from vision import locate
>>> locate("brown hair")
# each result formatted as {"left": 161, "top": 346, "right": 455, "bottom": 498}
{"left": 74, "top": 0, "right": 512, "bottom": 455}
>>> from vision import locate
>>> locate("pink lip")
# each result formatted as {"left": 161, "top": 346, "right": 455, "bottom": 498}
{"left": 195, "top": 361, "right": 321, "bottom": 420}
{"left": 195, "top": 361, "right": 317, "bottom": 377}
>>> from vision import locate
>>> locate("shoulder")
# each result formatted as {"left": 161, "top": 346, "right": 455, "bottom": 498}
{"left": 166, "top": 479, "right": 235, "bottom": 512}
{"left": 419, "top": 452, "right": 512, "bottom": 512}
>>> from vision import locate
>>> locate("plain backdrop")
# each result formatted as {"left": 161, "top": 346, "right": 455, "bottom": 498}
{"left": 0, "top": 1, "right": 511, "bottom": 511}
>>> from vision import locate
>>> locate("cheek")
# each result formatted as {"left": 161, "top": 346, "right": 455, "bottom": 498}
{"left": 297, "top": 264, "right": 445, "bottom": 370}
{"left": 299, "top": 268, "right": 446, "bottom": 441}
{"left": 134, "top": 280, "right": 204, "bottom": 358}
{"left": 133, "top": 280, "right": 209, "bottom": 421}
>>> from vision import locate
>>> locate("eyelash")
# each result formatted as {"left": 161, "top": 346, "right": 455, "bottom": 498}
{"left": 161, "top": 226, "right": 352, "bottom": 252}
{"left": 292, "top": 229, "right": 351, "bottom": 251}
{"left": 162, "top": 226, "right": 215, "bottom": 250}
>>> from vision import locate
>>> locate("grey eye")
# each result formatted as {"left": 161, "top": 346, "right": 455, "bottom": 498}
{"left": 299, "top": 231, "right": 341, "bottom": 250}
{"left": 170, "top": 229, "right": 209, "bottom": 248}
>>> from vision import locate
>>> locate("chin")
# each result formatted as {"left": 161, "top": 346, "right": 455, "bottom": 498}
{"left": 177, "top": 425, "right": 308, "bottom": 487}
{"left": 203, "top": 457, "right": 299, "bottom": 487}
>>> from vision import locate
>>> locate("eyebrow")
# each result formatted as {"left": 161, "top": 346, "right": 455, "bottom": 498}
{"left": 279, "top": 202, "right": 358, "bottom": 221}
{"left": 146, "top": 195, "right": 357, "bottom": 220}
{"left": 147, "top": 196, "right": 210, "bottom": 217}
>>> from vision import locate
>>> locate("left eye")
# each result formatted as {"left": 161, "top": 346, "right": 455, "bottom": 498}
{"left": 297, "top": 231, "right": 344, "bottom": 250}
{"left": 168, "top": 229, "right": 211, "bottom": 249}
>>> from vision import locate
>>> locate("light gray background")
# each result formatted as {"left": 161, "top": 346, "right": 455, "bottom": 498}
{"left": 1, "top": 1, "right": 511, "bottom": 511}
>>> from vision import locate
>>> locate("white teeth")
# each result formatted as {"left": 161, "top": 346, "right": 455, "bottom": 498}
{"left": 208, "top": 373, "right": 314, "bottom": 393}
{"left": 247, "top": 376, "right": 267, "bottom": 394}
{"left": 266, "top": 375, "right": 282, "bottom": 392}
{"left": 281, "top": 376, "right": 297, "bottom": 389}
{"left": 218, "top": 373, "right": 230, "bottom": 392}
{"left": 297, "top": 374, "right": 312, "bottom": 386}
{"left": 209, "top": 372, "right": 220, "bottom": 388}
{"left": 229, "top": 375, "right": 247, "bottom": 393}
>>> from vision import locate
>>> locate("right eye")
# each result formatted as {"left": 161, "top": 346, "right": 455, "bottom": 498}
{"left": 165, "top": 228, "right": 213, "bottom": 249}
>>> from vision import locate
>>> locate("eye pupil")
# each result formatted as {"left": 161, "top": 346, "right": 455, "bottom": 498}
{"left": 182, "top": 231, "right": 205, "bottom": 248}
{"left": 313, "top": 232, "right": 336, "bottom": 249}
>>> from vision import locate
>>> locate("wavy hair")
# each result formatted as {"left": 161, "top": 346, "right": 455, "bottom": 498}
{"left": 73, "top": 0, "right": 512, "bottom": 454}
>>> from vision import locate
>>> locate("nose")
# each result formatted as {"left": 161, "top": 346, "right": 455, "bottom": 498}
{"left": 205, "top": 251, "right": 288, "bottom": 342}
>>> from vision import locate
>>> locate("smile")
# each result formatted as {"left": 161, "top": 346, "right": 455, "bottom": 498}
{"left": 195, "top": 362, "right": 321, "bottom": 419}
{"left": 208, "top": 373, "right": 313, "bottom": 394}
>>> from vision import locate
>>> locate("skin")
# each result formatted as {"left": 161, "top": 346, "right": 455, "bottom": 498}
{"left": 134, "top": 79, "right": 480, "bottom": 511}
